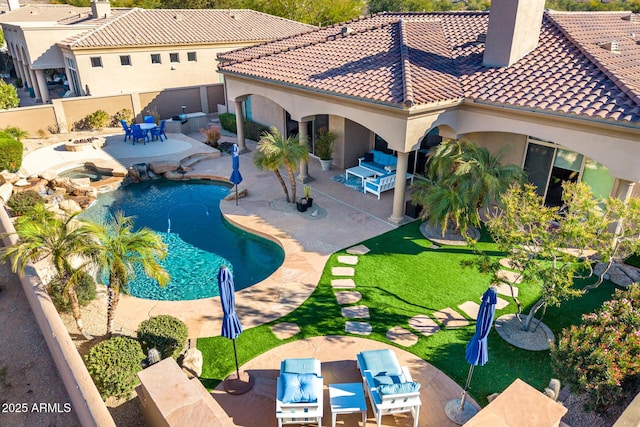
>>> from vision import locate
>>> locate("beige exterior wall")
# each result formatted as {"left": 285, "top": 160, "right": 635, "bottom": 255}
{"left": 0, "top": 104, "right": 57, "bottom": 135}
{"left": 62, "top": 94, "right": 133, "bottom": 130}
{"left": 3, "top": 24, "right": 87, "bottom": 68}
{"left": 248, "top": 94, "right": 285, "bottom": 134}
{"left": 65, "top": 43, "right": 256, "bottom": 97}
{"left": 343, "top": 118, "right": 373, "bottom": 169}
{"left": 206, "top": 84, "right": 225, "bottom": 113}
{"left": 463, "top": 131, "right": 527, "bottom": 166}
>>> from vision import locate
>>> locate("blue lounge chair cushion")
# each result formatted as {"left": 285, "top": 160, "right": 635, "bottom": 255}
{"left": 281, "top": 358, "right": 320, "bottom": 375}
{"left": 280, "top": 373, "right": 319, "bottom": 403}
{"left": 372, "top": 373, "right": 405, "bottom": 387}
{"left": 378, "top": 381, "right": 421, "bottom": 395}
{"left": 357, "top": 349, "right": 402, "bottom": 377}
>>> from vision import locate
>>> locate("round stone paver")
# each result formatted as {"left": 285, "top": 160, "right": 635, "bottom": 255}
{"left": 345, "top": 321, "right": 372, "bottom": 335}
{"left": 337, "top": 255, "right": 359, "bottom": 265}
{"left": 270, "top": 322, "right": 301, "bottom": 340}
{"left": 341, "top": 305, "right": 370, "bottom": 319}
{"left": 346, "top": 244, "right": 370, "bottom": 255}
{"left": 408, "top": 315, "right": 440, "bottom": 337}
{"left": 494, "top": 314, "right": 555, "bottom": 351}
{"left": 335, "top": 291, "right": 362, "bottom": 305}
{"left": 386, "top": 326, "right": 418, "bottom": 347}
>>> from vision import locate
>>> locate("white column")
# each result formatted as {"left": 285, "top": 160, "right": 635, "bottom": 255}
{"left": 234, "top": 99, "right": 248, "bottom": 153}
{"left": 389, "top": 151, "right": 410, "bottom": 224}
{"left": 35, "top": 69, "right": 50, "bottom": 104}
{"left": 297, "top": 121, "right": 313, "bottom": 183}
{"left": 28, "top": 68, "right": 42, "bottom": 102}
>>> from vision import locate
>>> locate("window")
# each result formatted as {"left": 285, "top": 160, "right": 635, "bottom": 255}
{"left": 187, "top": 52, "right": 197, "bottom": 62}
{"left": 90, "top": 57, "right": 102, "bottom": 68}
{"left": 169, "top": 53, "right": 180, "bottom": 63}
{"left": 120, "top": 55, "right": 131, "bottom": 66}
{"left": 150, "top": 54, "right": 161, "bottom": 64}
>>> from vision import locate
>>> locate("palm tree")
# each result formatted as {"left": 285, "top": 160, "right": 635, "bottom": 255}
{"left": 85, "top": 212, "right": 169, "bottom": 336}
{"left": 253, "top": 126, "right": 309, "bottom": 203}
{"left": 411, "top": 139, "right": 524, "bottom": 235}
{"left": 1, "top": 204, "right": 96, "bottom": 339}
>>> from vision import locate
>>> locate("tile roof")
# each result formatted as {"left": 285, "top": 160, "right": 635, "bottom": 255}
{"left": 219, "top": 11, "right": 640, "bottom": 123}
{"left": 62, "top": 8, "right": 315, "bottom": 48}
{"left": 0, "top": 4, "right": 90, "bottom": 24}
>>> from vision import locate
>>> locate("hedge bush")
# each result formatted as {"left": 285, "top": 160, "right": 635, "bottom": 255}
{"left": 218, "top": 112, "right": 269, "bottom": 141}
{"left": 0, "top": 136, "right": 23, "bottom": 172}
{"left": 111, "top": 109, "right": 133, "bottom": 127}
{"left": 551, "top": 284, "right": 640, "bottom": 411}
{"left": 47, "top": 270, "right": 97, "bottom": 313}
{"left": 6, "top": 190, "right": 43, "bottom": 216}
{"left": 137, "top": 315, "right": 188, "bottom": 360}
{"left": 85, "top": 109, "right": 110, "bottom": 130}
{"left": 85, "top": 336, "right": 145, "bottom": 399}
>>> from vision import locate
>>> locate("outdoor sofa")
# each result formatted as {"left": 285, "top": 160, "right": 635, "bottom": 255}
{"left": 358, "top": 150, "right": 398, "bottom": 175}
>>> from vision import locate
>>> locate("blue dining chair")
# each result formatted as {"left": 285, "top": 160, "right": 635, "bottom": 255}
{"left": 120, "top": 120, "right": 133, "bottom": 141}
{"left": 131, "top": 124, "right": 148, "bottom": 145}
{"left": 143, "top": 115, "right": 155, "bottom": 124}
{"left": 150, "top": 120, "right": 167, "bottom": 141}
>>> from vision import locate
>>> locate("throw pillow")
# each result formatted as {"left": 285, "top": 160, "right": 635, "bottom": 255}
{"left": 378, "top": 381, "right": 421, "bottom": 396}
{"left": 280, "top": 373, "right": 318, "bottom": 403}
{"left": 363, "top": 152, "right": 374, "bottom": 162}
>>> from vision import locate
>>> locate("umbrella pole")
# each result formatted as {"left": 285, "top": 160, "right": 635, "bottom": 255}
{"left": 458, "top": 364, "right": 475, "bottom": 410}
{"left": 232, "top": 338, "right": 240, "bottom": 379}
{"left": 235, "top": 185, "right": 238, "bottom": 206}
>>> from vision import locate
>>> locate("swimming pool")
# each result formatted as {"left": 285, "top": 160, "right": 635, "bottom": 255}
{"left": 79, "top": 179, "right": 284, "bottom": 301}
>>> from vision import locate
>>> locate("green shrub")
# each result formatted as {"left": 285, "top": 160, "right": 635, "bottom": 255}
{"left": 2, "top": 126, "right": 28, "bottom": 142}
{"left": 6, "top": 190, "right": 43, "bottom": 216}
{"left": 111, "top": 109, "right": 133, "bottom": 127}
{"left": 86, "top": 336, "right": 145, "bottom": 399}
{"left": 551, "top": 284, "right": 640, "bottom": 411}
{"left": 0, "top": 136, "right": 23, "bottom": 172}
{"left": 78, "top": 109, "right": 110, "bottom": 130}
{"left": 0, "top": 80, "right": 19, "bottom": 110}
{"left": 137, "top": 315, "right": 188, "bottom": 359}
{"left": 219, "top": 112, "right": 236, "bottom": 133}
{"left": 47, "top": 270, "right": 97, "bottom": 313}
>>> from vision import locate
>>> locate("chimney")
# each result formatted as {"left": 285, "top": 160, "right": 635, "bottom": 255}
{"left": 483, "top": 0, "right": 545, "bottom": 68}
{"left": 7, "top": 0, "right": 20, "bottom": 11}
{"left": 90, "top": 0, "right": 111, "bottom": 19}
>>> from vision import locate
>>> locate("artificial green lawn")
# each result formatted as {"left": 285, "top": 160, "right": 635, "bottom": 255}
{"left": 198, "top": 221, "right": 616, "bottom": 405}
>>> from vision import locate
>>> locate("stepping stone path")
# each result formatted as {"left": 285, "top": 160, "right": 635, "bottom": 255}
{"left": 497, "top": 269, "right": 523, "bottom": 284}
{"left": 433, "top": 307, "right": 469, "bottom": 328}
{"left": 332, "top": 278, "right": 356, "bottom": 289}
{"left": 458, "top": 301, "right": 480, "bottom": 320}
{"left": 494, "top": 282, "right": 519, "bottom": 298}
{"left": 341, "top": 305, "right": 370, "bottom": 319}
{"left": 332, "top": 266, "right": 355, "bottom": 276}
{"left": 271, "top": 322, "right": 301, "bottom": 340}
{"left": 346, "top": 245, "right": 370, "bottom": 255}
{"left": 408, "top": 315, "right": 440, "bottom": 337}
{"left": 345, "top": 321, "right": 372, "bottom": 335}
{"left": 496, "top": 297, "right": 510, "bottom": 310}
{"left": 335, "top": 291, "right": 362, "bottom": 305}
{"left": 337, "top": 255, "right": 359, "bottom": 265}
{"left": 386, "top": 326, "right": 418, "bottom": 347}
{"left": 499, "top": 258, "right": 522, "bottom": 270}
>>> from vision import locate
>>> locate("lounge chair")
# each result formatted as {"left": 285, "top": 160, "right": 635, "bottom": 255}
{"left": 120, "top": 120, "right": 133, "bottom": 142}
{"left": 276, "top": 358, "right": 323, "bottom": 427}
{"left": 130, "top": 124, "right": 148, "bottom": 145}
{"left": 356, "top": 349, "right": 421, "bottom": 427}
{"left": 150, "top": 120, "right": 167, "bottom": 141}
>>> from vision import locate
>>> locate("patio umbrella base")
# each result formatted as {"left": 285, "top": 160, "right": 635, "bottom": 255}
{"left": 445, "top": 398, "right": 478, "bottom": 425}
{"left": 223, "top": 371, "right": 253, "bottom": 395}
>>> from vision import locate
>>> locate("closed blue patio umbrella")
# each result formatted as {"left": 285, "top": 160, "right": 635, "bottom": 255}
{"left": 445, "top": 285, "right": 498, "bottom": 424}
{"left": 230, "top": 143, "right": 243, "bottom": 205}
{"left": 217, "top": 265, "right": 252, "bottom": 394}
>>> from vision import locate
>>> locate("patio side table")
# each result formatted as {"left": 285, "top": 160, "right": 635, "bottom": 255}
{"left": 329, "top": 382, "right": 367, "bottom": 427}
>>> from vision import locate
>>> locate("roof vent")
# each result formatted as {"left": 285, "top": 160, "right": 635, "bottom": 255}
{"left": 476, "top": 33, "right": 486, "bottom": 43}
{"left": 340, "top": 26, "right": 354, "bottom": 36}
{"left": 174, "top": 14, "right": 184, "bottom": 21}
{"left": 623, "top": 13, "right": 637, "bottom": 22}
{"left": 600, "top": 40, "right": 619, "bottom": 53}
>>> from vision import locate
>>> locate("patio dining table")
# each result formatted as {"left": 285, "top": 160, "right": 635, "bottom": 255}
{"left": 138, "top": 122, "right": 157, "bottom": 140}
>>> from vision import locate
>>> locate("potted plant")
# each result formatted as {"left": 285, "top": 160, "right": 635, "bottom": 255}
{"left": 315, "top": 127, "right": 336, "bottom": 171}
{"left": 303, "top": 185, "right": 313, "bottom": 207}
{"left": 296, "top": 197, "right": 308, "bottom": 212}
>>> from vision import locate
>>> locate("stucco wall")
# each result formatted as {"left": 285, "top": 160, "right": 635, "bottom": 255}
{"left": 343, "top": 118, "right": 373, "bottom": 169}
{"left": 0, "top": 104, "right": 57, "bottom": 135}
{"left": 248, "top": 95, "right": 285, "bottom": 134}
{"left": 463, "top": 131, "right": 527, "bottom": 166}
{"left": 63, "top": 94, "right": 133, "bottom": 130}
{"left": 140, "top": 87, "right": 202, "bottom": 121}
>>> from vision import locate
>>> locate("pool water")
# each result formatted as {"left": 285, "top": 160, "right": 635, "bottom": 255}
{"left": 60, "top": 165, "right": 111, "bottom": 182}
{"left": 79, "top": 179, "right": 284, "bottom": 301}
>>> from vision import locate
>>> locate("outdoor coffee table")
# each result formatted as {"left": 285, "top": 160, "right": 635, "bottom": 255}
{"left": 345, "top": 166, "right": 377, "bottom": 192}
{"left": 329, "top": 382, "right": 367, "bottom": 427}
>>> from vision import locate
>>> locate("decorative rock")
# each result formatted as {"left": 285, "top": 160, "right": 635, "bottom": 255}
{"left": 335, "top": 291, "right": 362, "bottom": 305}
{"left": 39, "top": 170, "right": 57, "bottom": 181}
{"left": 271, "top": 322, "right": 301, "bottom": 340}
{"left": 337, "top": 255, "right": 358, "bottom": 265}
{"left": 223, "top": 188, "right": 248, "bottom": 201}
{"left": 0, "top": 171, "right": 20, "bottom": 184}
{"left": 69, "top": 177, "right": 91, "bottom": 188}
{"left": 128, "top": 163, "right": 149, "bottom": 182}
{"left": 346, "top": 244, "right": 370, "bottom": 255}
{"left": 345, "top": 321, "right": 372, "bottom": 335}
{"left": 341, "top": 305, "right": 370, "bottom": 319}
{"left": 181, "top": 347, "right": 203, "bottom": 379}
{"left": 408, "top": 315, "right": 440, "bottom": 336}
{"left": 386, "top": 326, "right": 418, "bottom": 347}
{"left": 494, "top": 282, "right": 519, "bottom": 298}
{"left": 14, "top": 178, "right": 29, "bottom": 187}
{"left": 150, "top": 161, "right": 180, "bottom": 175}
{"left": 0, "top": 182, "right": 13, "bottom": 203}
{"left": 164, "top": 171, "right": 186, "bottom": 181}
{"left": 433, "top": 307, "right": 469, "bottom": 328}
{"left": 608, "top": 265, "right": 634, "bottom": 288}
{"left": 497, "top": 269, "right": 523, "bottom": 284}
{"left": 331, "top": 279, "right": 356, "bottom": 288}
{"left": 332, "top": 266, "right": 355, "bottom": 276}
{"left": 458, "top": 301, "right": 480, "bottom": 320}
{"left": 620, "top": 263, "right": 640, "bottom": 283}
{"left": 58, "top": 199, "right": 82, "bottom": 214}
